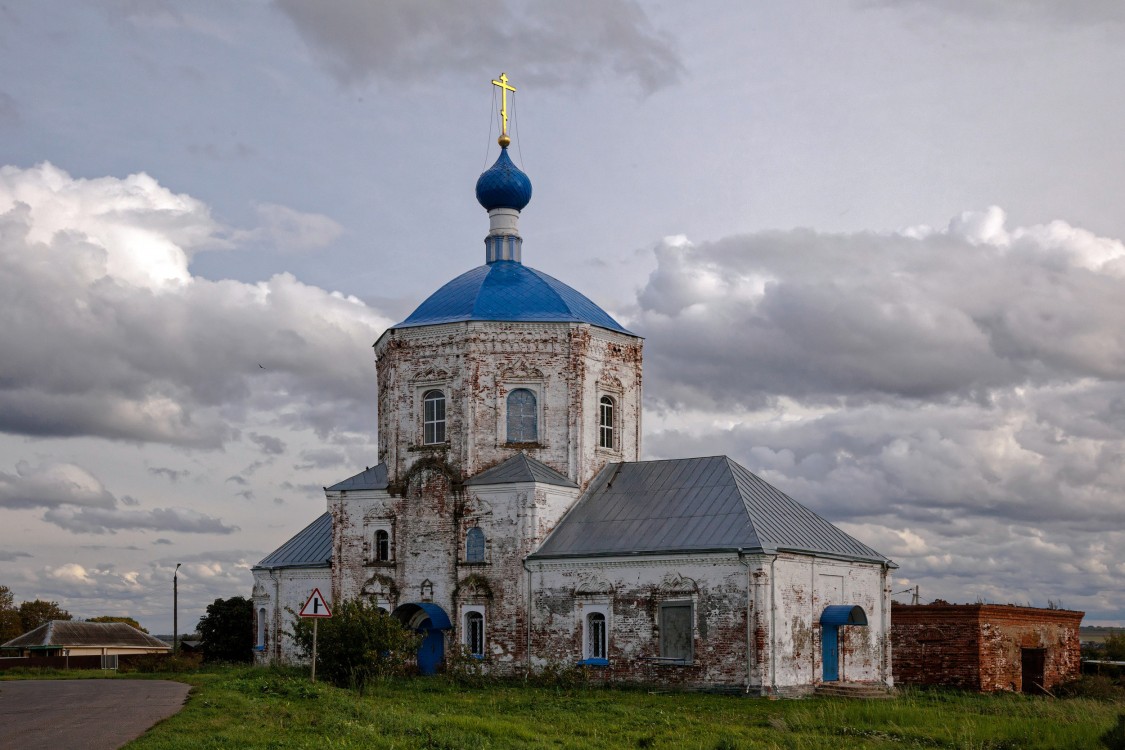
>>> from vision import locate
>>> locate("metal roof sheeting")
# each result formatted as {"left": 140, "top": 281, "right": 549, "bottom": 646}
{"left": 395, "top": 261, "right": 632, "bottom": 334}
{"left": 326, "top": 463, "right": 389, "bottom": 492}
{"left": 529, "top": 456, "right": 891, "bottom": 564}
{"left": 465, "top": 453, "right": 578, "bottom": 488}
{"left": 254, "top": 513, "right": 332, "bottom": 570}
{"left": 1, "top": 621, "right": 171, "bottom": 650}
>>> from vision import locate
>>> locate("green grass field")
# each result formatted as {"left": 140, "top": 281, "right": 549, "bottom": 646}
{"left": 5, "top": 666, "right": 1123, "bottom": 749}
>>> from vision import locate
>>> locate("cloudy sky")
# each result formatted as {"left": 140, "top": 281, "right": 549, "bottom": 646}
{"left": 1, "top": 0, "right": 1123, "bottom": 633}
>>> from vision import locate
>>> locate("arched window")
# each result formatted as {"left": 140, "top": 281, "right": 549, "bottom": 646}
{"left": 587, "top": 612, "right": 607, "bottom": 660}
{"left": 465, "top": 527, "right": 485, "bottom": 562}
{"left": 423, "top": 389, "right": 446, "bottom": 444}
{"left": 464, "top": 610, "right": 485, "bottom": 657}
{"left": 256, "top": 607, "right": 266, "bottom": 649}
{"left": 506, "top": 388, "right": 537, "bottom": 443}
{"left": 374, "top": 529, "right": 390, "bottom": 561}
{"left": 598, "top": 396, "right": 615, "bottom": 449}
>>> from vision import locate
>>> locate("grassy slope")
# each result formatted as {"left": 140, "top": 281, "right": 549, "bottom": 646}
{"left": 4, "top": 666, "right": 1118, "bottom": 749}
{"left": 111, "top": 668, "right": 1120, "bottom": 750}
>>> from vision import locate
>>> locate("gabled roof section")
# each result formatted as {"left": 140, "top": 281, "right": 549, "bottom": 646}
{"left": 2, "top": 621, "right": 171, "bottom": 650}
{"left": 529, "top": 456, "right": 891, "bottom": 564}
{"left": 394, "top": 262, "right": 632, "bottom": 335}
{"left": 326, "top": 462, "right": 389, "bottom": 492}
{"left": 254, "top": 513, "right": 332, "bottom": 570}
{"left": 465, "top": 453, "right": 578, "bottom": 488}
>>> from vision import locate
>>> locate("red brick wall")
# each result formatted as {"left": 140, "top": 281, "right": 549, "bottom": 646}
{"left": 892, "top": 603, "right": 1083, "bottom": 692}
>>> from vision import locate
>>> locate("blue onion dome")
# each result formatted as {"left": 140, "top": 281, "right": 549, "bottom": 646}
{"left": 396, "top": 261, "right": 632, "bottom": 335}
{"left": 475, "top": 148, "right": 533, "bottom": 211}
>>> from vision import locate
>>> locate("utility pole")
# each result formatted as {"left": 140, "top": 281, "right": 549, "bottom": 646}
{"left": 173, "top": 563, "right": 181, "bottom": 655}
{"left": 913, "top": 585, "right": 920, "bottom": 605}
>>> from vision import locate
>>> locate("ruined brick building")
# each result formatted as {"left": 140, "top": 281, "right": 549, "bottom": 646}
{"left": 252, "top": 87, "right": 896, "bottom": 694}
{"left": 892, "top": 602, "right": 1083, "bottom": 693}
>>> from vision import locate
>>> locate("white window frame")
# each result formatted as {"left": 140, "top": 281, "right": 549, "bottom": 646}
{"left": 598, "top": 395, "right": 616, "bottom": 450}
{"left": 422, "top": 388, "right": 447, "bottom": 445}
{"left": 367, "top": 520, "right": 394, "bottom": 564}
{"left": 462, "top": 605, "right": 486, "bottom": 658}
{"left": 373, "top": 529, "right": 390, "bottom": 561}
{"left": 582, "top": 603, "right": 611, "bottom": 661}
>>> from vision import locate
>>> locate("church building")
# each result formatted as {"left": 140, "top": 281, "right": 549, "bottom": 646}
{"left": 252, "top": 76, "right": 895, "bottom": 695}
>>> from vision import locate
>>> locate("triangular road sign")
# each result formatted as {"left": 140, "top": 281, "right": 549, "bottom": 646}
{"left": 299, "top": 588, "right": 332, "bottom": 618}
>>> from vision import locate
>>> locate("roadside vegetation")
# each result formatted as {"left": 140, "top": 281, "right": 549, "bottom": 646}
{"left": 4, "top": 664, "right": 1121, "bottom": 749}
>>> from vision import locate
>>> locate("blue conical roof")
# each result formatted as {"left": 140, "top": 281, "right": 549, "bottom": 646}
{"left": 395, "top": 261, "right": 631, "bottom": 334}
{"left": 475, "top": 148, "right": 532, "bottom": 211}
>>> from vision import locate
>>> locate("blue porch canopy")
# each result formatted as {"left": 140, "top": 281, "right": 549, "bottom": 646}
{"left": 820, "top": 605, "right": 868, "bottom": 626}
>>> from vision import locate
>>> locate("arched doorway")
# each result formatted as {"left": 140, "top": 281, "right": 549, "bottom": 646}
{"left": 391, "top": 602, "right": 452, "bottom": 675}
{"left": 820, "top": 605, "right": 868, "bottom": 682}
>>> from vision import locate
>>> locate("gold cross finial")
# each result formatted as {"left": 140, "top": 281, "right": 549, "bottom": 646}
{"left": 492, "top": 72, "right": 516, "bottom": 147}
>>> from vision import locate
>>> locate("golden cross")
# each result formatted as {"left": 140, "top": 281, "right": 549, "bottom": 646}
{"left": 491, "top": 72, "right": 517, "bottom": 140}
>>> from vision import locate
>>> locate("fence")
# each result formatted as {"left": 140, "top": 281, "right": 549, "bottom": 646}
{"left": 0, "top": 653, "right": 159, "bottom": 671}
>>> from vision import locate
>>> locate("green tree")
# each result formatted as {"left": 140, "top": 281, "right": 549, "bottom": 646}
{"left": 0, "top": 586, "right": 21, "bottom": 642}
{"left": 87, "top": 615, "right": 148, "bottom": 633}
{"left": 197, "top": 596, "right": 253, "bottom": 663}
{"left": 19, "top": 599, "right": 71, "bottom": 631}
{"left": 290, "top": 598, "right": 419, "bottom": 690}
{"left": 1104, "top": 631, "right": 1125, "bottom": 661}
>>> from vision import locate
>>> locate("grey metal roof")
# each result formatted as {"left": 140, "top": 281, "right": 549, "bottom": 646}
{"left": 254, "top": 512, "right": 333, "bottom": 570}
{"left": 326, "top": 462, "right": 389, "bottom": 492}
{"left": 465, "top": 453, "right": 578, "bottom": 488}
{"left": 1, "top": 621, "right": 171, "bottom": 650}
{"left": 529, "top": 456, "right": 891, "bottom": 564}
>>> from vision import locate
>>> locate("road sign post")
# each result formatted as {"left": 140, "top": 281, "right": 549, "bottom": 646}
{"left": 298, "top": 588, "right": 332, "bottom": 683}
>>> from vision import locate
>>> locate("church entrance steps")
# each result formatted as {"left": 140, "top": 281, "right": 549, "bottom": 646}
{"left": 813, "top": 682, "right": 896, "bottom": 699}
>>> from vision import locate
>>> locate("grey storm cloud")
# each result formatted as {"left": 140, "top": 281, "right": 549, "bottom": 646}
{"left": 248, "top": 432, "right": 287, "bottom": 456}
{"left": 0, "top": 550, "right": 32, "bottom": 561}
{"left": 636, "top": 208, "right": 1125, "bottom": 410}
{"left": 0, "top": 461, "right": 118, "bottom": 510}
{"left": 636, "top": 207, "right": 1125, "bottom": 621}
{"left": 294, "top": 448, "right": 348, "bottom": 471}
{"left": 870, "top": 0, "right": 1125, "bottom": 26}
{"left": 0, "top": 163, "right": 392, "bottom": 448}
{"left": 43, "top": 506, "right": 239, "bottom": 535}
{"left": 273, "top": 0, "right": 682, "bottom": 94}
{"left": 148, "top": 467, "right": 191, "bottom": 483}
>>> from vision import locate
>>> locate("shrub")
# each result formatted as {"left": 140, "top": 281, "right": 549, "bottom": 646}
{"left": 289, "top": 599, "right": 419, "bottom": 690}
{"left": 1056, "top": 675, "right": 1125, "bottom": 701}
{"left": 121, "top": 652, "right": 202, "bottom": 673}
{"left": 443, "top": 643, "right": 487, "bottom": 687}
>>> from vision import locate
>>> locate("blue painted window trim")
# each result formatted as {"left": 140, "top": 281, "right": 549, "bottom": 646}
{"left": 577, "top": 658, "right": 609, "bottom": 667}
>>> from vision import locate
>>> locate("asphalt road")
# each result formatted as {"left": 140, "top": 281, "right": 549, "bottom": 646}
{"left": 0, "top": 679, "right": 190, "bottom": 749}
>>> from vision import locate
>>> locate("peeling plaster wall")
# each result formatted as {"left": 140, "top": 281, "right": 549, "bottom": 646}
{"left": 328, "top": 479, "right": 580, "bottom": 671}
{"left": 522, "top": 554, "right": 890, "bottom": 692}
{"left": 374, "top": 321, "right": 643, "bottom": 491}
{"left": 526, "top": 555, "right": 752, "bottom": 689}
{"left": 767, "top": 555, "right": 892, "bottom": 693}
{"left": 251, "top": 566, "right": 330, "bottom": 665}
